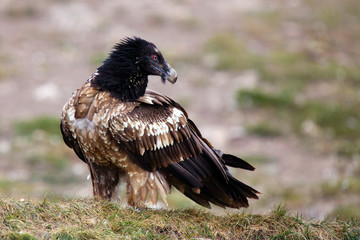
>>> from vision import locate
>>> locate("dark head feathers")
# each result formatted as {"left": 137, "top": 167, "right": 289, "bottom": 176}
{"left": 91, "top": 37, "right": 155, "bottom": 101}
{"left": 113, "top": 37, "right": 155, "bottom": 55}
{"left": 97, "top": 37, "right": 154, "bottom": 78}
{"left": 91, "top": 36, "right": 176, "bottom": 102}
{"left": 108, "top": 37, "right": 155, "bottom": 65}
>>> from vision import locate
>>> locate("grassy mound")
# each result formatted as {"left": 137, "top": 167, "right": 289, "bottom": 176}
{"left": 0, "top": 198, "right": 359, "bottom": 239}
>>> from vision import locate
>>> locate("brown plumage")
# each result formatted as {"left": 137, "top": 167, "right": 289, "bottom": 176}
{"left": 61, "top": 37, "right": 259, "bottom": 208}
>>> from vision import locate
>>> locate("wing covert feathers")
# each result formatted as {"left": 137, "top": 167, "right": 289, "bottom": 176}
{"left": 109, "top": 90, "right": 259, "bottom": 208}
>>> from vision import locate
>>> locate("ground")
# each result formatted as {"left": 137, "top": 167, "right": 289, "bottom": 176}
{"left": 0, "top": 0, "right": 359, "bottom": 221}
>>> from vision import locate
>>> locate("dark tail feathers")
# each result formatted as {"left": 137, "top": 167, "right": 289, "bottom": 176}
{"left": 163, "top": 152, "right": 260, "bottom": 209}
{"left": 213, "top": 149, "right": 255, "bottom": 171}
{"left": 222, "top": 153, "right": 255, "bottom": 171}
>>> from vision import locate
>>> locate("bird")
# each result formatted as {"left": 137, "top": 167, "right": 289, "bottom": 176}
{"left": 61, "top": 37, "right": 259, "bottom": 209}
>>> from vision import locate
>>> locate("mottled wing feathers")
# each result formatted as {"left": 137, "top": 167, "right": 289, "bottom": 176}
{"left": 60, "top": 81, "right": 101, "bottom": 163}
{"left": 60, "top": 121, "right": 86, "bottom": 163}
{"left": 74, "top": 86, "right": 100, "bottom": 120}
{"left": 109, "top": 91, "right": 204, "bottom": 172}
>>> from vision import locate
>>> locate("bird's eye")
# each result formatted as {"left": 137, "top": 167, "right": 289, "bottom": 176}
{"left": 151, "top": 54, "right": 158, "bottom": 61}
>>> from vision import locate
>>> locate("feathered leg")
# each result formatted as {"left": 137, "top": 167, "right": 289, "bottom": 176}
{"left": 125, "top": 168, "right": 170, "bottom": 207}
{"left": 125, "top": 170, "right": 148, "bottom": 207}
{"left": 88, "top": 161, "right": 120, "bottom": 200}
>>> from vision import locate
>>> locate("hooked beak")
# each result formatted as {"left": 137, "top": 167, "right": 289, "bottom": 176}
{"left": 161, "top": 64, "right": 178, "bottom": 84}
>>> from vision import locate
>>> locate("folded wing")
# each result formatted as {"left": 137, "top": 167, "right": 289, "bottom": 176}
{"left": 109, "top": 90, "right": 259, "bottom": 208}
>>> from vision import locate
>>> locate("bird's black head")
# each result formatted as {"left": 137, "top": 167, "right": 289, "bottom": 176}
{"left": 91, "top": 37, "right": 177, "bottom": 101}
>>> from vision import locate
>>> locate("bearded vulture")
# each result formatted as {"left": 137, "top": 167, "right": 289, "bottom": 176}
{"left": 61, "top": 37, "right": 259, "bottom": 209}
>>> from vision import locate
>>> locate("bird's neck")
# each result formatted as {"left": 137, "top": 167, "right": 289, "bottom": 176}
{"left": 91, "top": 67, "right": 148, "bottom": 102}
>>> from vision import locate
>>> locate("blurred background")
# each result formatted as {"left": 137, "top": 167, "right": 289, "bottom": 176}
{"left": 0, "top": 0, "right": 359, "bottom": 220}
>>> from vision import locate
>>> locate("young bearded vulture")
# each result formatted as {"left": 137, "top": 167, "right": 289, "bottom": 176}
{"left": 61, "top": 37, "right": 259, "bottom": 208}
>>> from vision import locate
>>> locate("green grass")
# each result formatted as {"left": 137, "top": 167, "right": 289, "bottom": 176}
{"left": 27, "top": 154, "right": 68, "bottom": 171}
{"left": 0, "top": 198, "right": 358, "bottom": 239}
{"left": 0, "top": 180, "right": 21, "bottom": 194}
{"left": 330, "top": 205, "right": 360, "bottom": 221}
{"left": 13, "top": 116, "right": 61, "bottom": 138}
{"left": 204, "top": 1, "right": 360, "bottom": 161}
{"left": 5, "top": 5, "right": 38, "bottom": 19}
{"left": 26, "top": 153, "right": 77, "bottom": 185}
{"left": 237, "top": 89, "right": 360, "bottom": 158}
{"left": 237, "top": 89, "right": 294, "bottom": 109}
{"left": 321, "top": 178, "right": 360, "bottom": 197}
{"left": 205, "top": 34, "right": 264, "bottom": 73}
{"left": 246, "top": 122, "right": 282, "bottom": 137}
{"left": 205, "top": 33, "right": 360, "bottom": 86}
{"left": 0, "top": 180, "right": 39, "bottom": 198}
{"left": 9, "top": 116, "right": 85, "bottom": 192}
{"left": 243, "top": 155, "right": 276, "bottom": 165}
{"left": 321, "top": 182, "right": 343, "bottom": 198}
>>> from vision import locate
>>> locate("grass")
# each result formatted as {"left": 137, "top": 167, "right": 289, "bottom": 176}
{"left": 242, "top": 155, "right": 276, "bottom": 165}
{"left": 237, "top": 89, "right": 293, "bottom": 110}
{"left": 321, "top": 178, "right": 360, "bottom": 197}
{"left": 4, "top": 5, "right": 38, "bottom": 19}
{"left": 205, "top": 33, "right": 360, "bottom": 88}
{"left": 25, "top": 153, "right": 78, "bottom": 185}
{"left": 0, "top": 180, "right": 22, "bottom": 195}
{"left": 13, "top": 116, "right": 61, "bottom": 138}
{"left": 330, "top": 205, "right": 360, "bottom": 221}
{"left": 236, "top": 88, "right": 360, "bottom": 158}
{"left": 246, "top": 123, "right": 282, "bottom": 137}
{"left": 237, "top": 89, "right": 360, "bottom": 141}
{"left": 11, "top": 116, "right": 77, "bottom": 185}
{"left": 219, "top": 3, "right": 360, "bottom": 207}
{"left": 0, "top": 198, "right": 358, "bottom": 239}
{"left": 6, "top": 116, "right": 86, "bottom": 198}
{"left": 203, "top": 0, "right": 360, "bottom": 163}
{"left": 266, "top": 52, "right": 360, "bottom": 85}
{"left": 204, "top": 34, "right": 264, "bottom": 73}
